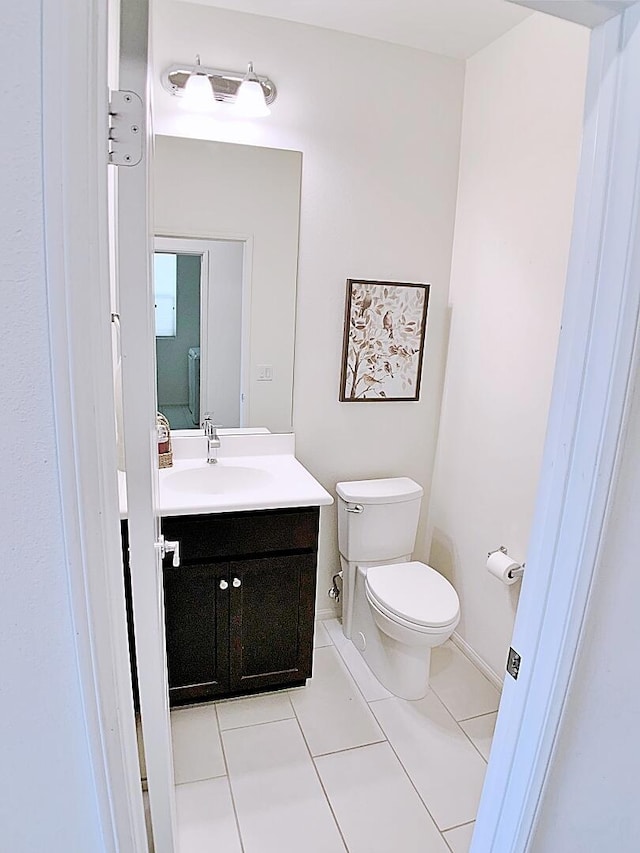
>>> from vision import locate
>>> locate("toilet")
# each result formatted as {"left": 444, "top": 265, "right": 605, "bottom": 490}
{"left": 336, "top": 477, "right": 460, "bottom": 700}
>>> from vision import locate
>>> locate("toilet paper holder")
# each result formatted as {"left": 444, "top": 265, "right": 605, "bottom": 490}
{"left": 487, "top": 545, "right": 525, "bottom": 580}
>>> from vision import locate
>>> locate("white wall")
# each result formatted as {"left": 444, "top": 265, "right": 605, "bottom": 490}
{"left": 426, "top": 14, "right": 589, "bottom": 676}
{"left": 529, "top": 354, "right": 640, "bottom": 851}
{"left": 0, "top": 4, "right": 105, "bottom": 849}
{"left": 153, "top": 1, "right": 465, "bottom": 610}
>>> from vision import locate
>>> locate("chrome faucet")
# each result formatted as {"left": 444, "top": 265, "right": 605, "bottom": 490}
{"left": 202, "top": 413, "right": 221, "bottom": 464}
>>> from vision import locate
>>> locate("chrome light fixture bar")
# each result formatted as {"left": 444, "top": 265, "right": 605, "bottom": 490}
{"left": 161, "top": 61, "right": 277, "bottom": 107}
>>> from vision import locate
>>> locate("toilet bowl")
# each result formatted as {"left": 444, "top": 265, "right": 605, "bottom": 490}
{"left": 336, "top": 478, "right": 460, "bottom": 700}
{"left": 366, "top": 560, "right": 459, "bottom": 643}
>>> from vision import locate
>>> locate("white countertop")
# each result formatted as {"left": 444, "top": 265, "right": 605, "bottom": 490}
{"left": 118, "top": 451, "right": 333, "bottom": 518}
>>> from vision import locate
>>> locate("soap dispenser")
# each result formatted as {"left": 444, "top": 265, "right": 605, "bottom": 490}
{"left": 156, "top": 412, "right": 173, "bottom": 468}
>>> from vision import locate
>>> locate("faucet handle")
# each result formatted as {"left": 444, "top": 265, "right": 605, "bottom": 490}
{"left": 201, "top": 414, "right": 222, "bottom": 439}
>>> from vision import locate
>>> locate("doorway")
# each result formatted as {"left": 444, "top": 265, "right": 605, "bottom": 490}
{"left": 43, "top": 2, "right": 640, "bottom": 852}
{"left": 153, "top": 237, "right": 247, "bottom": 431}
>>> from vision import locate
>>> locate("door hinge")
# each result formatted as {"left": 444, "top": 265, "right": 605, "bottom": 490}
{"left": 506, "top": 646, "right": 522, "bottom": 681}
{"left": 108, "top": 90, "right": 143, "bottom": 166}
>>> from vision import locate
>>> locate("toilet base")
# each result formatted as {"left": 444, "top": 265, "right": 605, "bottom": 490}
{"left": 364, "top": 631, "right": 433, "bottom": 701}
{"left": 349, "top": 566, "right": 451, "bottom": 700}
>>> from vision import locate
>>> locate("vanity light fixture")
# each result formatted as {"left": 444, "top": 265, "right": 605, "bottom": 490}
{"left": 162, "top": 58, "right": 276, "bottom": 118}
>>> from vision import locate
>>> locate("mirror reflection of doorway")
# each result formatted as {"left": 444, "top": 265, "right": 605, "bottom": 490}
{"left": 155, "top": 252, "right": 202, "bottom": 429}
{"left": 153, "top": 238, "right": 245, "bottom": 430}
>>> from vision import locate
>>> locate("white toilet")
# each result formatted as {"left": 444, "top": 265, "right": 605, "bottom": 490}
{"left": 336, "top": 477, "right": 460, "bottom": 700}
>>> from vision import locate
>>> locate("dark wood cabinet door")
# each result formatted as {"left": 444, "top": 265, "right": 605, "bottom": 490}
{"left": 228, "top": 553, "right": 317, "bottom": 692}
{"left": 163, "top": 562, "right": 230, "bottom": 705}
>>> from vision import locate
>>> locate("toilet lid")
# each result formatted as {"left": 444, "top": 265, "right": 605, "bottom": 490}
{"left": 336, "top": 477, "right": 423, "bottom": 505}
{"left": 366, "top": 561, "right": 459, "bottom": 628}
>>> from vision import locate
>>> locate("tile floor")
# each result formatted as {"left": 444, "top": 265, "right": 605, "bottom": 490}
{"left": 164, "top": 618, "right": 501, "bottom": 853}
{"left": 159, "top": 404, "right": 196, "bottom": 430}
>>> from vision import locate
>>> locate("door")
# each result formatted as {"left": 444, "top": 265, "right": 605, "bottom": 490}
{"left": 163, "top": 561, "right": 231, "bottom": 704}
{"left": 472, "top": 6, "right": 640, "bottom": 850}
{"left": 229, "top": 554, "right": 317, "bottom": 692}
{"left": 114, "top": 0, "right": 177, "bottom": 849}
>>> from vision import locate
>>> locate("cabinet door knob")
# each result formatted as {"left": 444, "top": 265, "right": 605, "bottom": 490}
{"left": 232, "top": 577, "right": 242, "bottom": 588}
{"left": 219, "top": 579, "right": 229, "bottom": 590}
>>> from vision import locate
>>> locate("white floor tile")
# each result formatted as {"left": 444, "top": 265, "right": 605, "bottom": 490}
{"left": 171, "top": 705, "right": 225, "bottom": 785}
{"left": 334, "top": 638, "right": 393, "bottom": 702}
{"left": 289, "top": 646, "right": 384, "bottom": 755}
{"left": 223, "top": 718, "right": 346, "bottom": 853}
{"left": 175, "top": 777, "right": 242, "bottom": 853}
{"left": 371, "top": 692, "right": 487, "bottom": 830}
{"left": 430, "top": 642, "right": 501, "bottom": 721}
{"left": 444, "top": 821, "right": 475, "bottom": 853}
{"left": 323, "top": 617, "right": 349, "bottom": 649}
{"left": 314, "top": 620, "right": 332, "bottom": 648}
{"left": 216, "top": 691, "right": 294, "bottom": 731}
{"left": 460, "top": 713, "right": 497, "bottom": 762}
{"left": 316, "top": 742, "right": 449, "bottom": 853}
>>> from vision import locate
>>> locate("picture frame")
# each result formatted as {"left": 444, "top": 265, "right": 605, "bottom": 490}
{"left": 339, "top": 279, "right": 430, "bottom": 402}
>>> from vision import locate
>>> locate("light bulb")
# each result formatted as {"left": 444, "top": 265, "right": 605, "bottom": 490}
{"left": 234, "top": 63, "right": 270, "bottom": 118}
{"left": 183, "top": 72, "right": 215, "bottom": 111}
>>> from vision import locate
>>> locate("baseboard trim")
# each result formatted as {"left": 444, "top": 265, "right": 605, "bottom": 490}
{"left": 451, "top": 631, "right": 504, "bottom": 691}
{"left": 316, "top": 606, "right": 339, "bottom": 621}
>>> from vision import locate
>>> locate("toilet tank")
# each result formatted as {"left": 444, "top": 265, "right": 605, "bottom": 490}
{"left": 336, "top": 478, "right": 424, "bottom": 563}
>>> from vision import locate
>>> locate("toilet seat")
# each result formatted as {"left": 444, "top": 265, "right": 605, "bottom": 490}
{"left": 365, "top": 561, "right": 459, "bottom": 630}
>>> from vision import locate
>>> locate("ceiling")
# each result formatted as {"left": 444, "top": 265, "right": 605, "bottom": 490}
{"left": 178, "top": 0, "right": 534, "bottom": 59}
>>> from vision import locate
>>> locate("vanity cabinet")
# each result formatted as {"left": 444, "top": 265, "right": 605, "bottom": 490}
{"left": 122, "top": 506, "right": 320, "bottom": 707}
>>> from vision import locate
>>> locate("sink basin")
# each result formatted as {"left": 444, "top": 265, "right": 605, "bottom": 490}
{"left": 163, "top": 464, "right": 273, "bottom": 495}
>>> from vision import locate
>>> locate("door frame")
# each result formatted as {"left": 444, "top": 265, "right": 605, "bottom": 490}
{"left": 473, "top": 5, "right": 640, "bottom": 849}
{"left": 42, "top": 4, "right": 639, "bottom": 853}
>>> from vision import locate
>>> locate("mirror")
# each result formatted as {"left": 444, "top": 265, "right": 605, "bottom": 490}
{"left": 153, "top": 136, "right": 303, "bottom": 432}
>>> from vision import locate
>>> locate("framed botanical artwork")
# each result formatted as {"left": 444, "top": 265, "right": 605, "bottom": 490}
{"left": 339, "top": 279, "right": 430, "bottom": 402}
